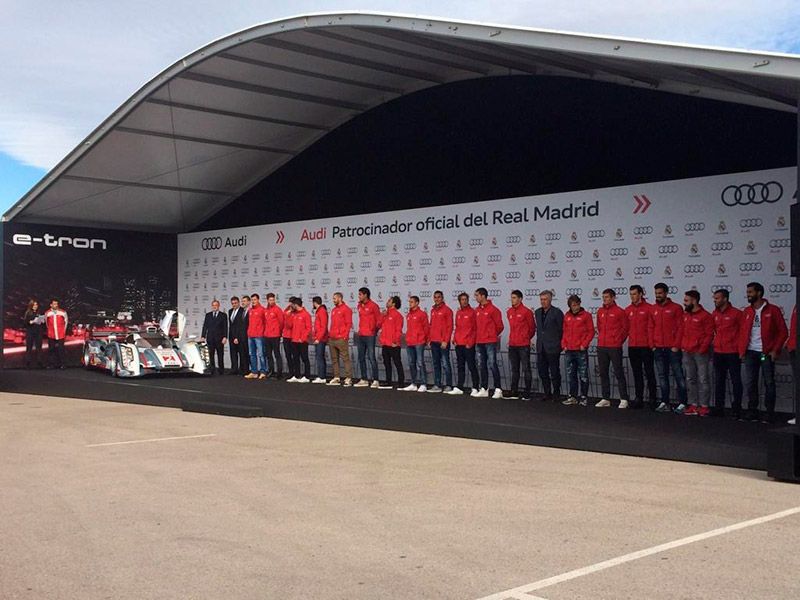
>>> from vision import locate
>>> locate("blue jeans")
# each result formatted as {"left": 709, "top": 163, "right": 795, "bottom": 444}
{"left": 654, "top": 348, "right": 687, "bottom": 404}
{"left": 477, "top": 343, "right": 501, "bottom": 391}
{"left": 315, "top": 342, "right": 327, "bottom": 379}
{"left": 406, "top": 344, "right": 427, "bottom": 385}
{"left": 248, "top": 337, "right": 267, "bottom": 374}
{"left": 430, "top": 342, "right": 452, "bottom": 387}
{"left": 357, "top": 335, "right": 378, "bottom": 381}
{"left": 744, "top": 350, "right": 776, "bottom": 413}
{"left": 565, "top": 350, "right": 589, "bottom": 398}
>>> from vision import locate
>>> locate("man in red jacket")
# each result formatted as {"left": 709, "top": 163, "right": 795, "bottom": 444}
{"left": 401, "top": 295, "right": 430, "bottom": 392}
{"left": 651, "top": 282, "right": 687, "bottom": 412}
{"left": 506, "top": 290, "right": 535, "bottom": 400}
{"left": 561, "top": 295, "right": 594, "bottom": 406}
{"left": 711, "top": 289, "right": 743, "bottom": 418}
{"left": 264, "top": 292, "right": 285, "bottom": 379}
{"left": 245, "top": 293, "right": 267, "bottom": 379}
{"left": 680, "top": 290, "right": 714, "bottom": 416}
{"left": 428, "top": 290, "right": 454, "bottom": 393}
{"left": 326, "top": 292, "right": 353, "bottom": 386}
{"left": 287, "top": 298, "right": 312, "bottom": 383}
{"left": 739, "top": 282, "right": 789, "bottom": 423}
{"left": 595, "top": 289, "right": 630, "bottom": 408}
{"left": 44, "top": 298, "right": 68, "bottom": 369}
{"left": 788, "top": 305, "right": 797, "bottom": 425}
{"left": 625, "top": 285, "right": 657, "bottom": 409}
{"left": 378, "top": 296, "right": 405, "bottom": 390}
{"left": 311, "top": 296, "right": 329, "bottom": 384}
{"left": 355, "top": 287, "right": 382, "bottom": 389}
{"left": 446, "top": 292, "right": 479, "bottom": 396}
{"left": 473, "top": 287, "right": 504, "bottom": 399}
{"left": 281, "top": 299, "right": 296, "bottom": 381}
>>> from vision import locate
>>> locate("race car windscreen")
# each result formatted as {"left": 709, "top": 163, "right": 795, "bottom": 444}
{"left": 130, "top": 333, "right": 173, "bottom": 349}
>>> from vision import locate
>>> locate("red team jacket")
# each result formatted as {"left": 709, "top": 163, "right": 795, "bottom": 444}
{"left": 788, "top": 306, "right": 797, "bottom": 352}
{"left": 357, "top": 299, "right": 383, "bottom": 337}
{"left": 680, "top": 306, "right": 714, "bottom": 354}
{"left": 291, "top": 308, "right": 312, "bottom": 343}
{"left": 453, "top": 306, "right": 477, "bottom": 347}
{"left": 246, "top": 304, "right": 266, "bottom": 338}
{"left": 561, "top": 308, "right": 595, "bottom": 351}
{"left": 506, "top": 303, "right": 535, "bottom": 347}
{"left": 738, "top": 300, "right": 789, "bottom": 356}
{"left": 429, "top": 303, "right": 454, "bottom": 344}
{"left": 282, "top": 305, "right": 294, "bottom": 338}
{"left": 651, "top": 299, "right": 684, "bottom": 349}
{"left": 313, "top": 305, "right": 329, "bottom": 343}
{"left": 475, "top": 301, "right": 504, "bottom": 344}
{"left": 405, "top": 306, "right": 430, "bottom": 346}
{"left": 329, "top": 303, "right": 353, "bottom": 340}
{"left": 712, "top": 304, "right": 742, "bottom": 354}
{"left": 625, "top": 301, "right": 653, "bottom": 348}
{"left": 379, "top": 307, "right": 403, "bottom": 346}
{"left": 45, "top": 309, "right": 68, "bottom": 340}
{"left": 263, "top": 304, "right": 284, "bottom": 337}
{"left": 596, "top": 302, "right": 629, "bottom": 348}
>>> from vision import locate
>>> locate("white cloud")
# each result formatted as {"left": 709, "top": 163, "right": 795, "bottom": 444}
{"left": 1, "top": 0, "right": 798, "bottom": 170}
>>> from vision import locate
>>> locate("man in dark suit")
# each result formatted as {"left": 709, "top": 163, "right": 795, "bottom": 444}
{"left": 534, "top": 290, "right": 565, "bottom": 401}
{"left": 202, "top": 299, "right": 228, "bottom": 375}
{"left": 228, "top": 296, "right": 249, "bottom": 375}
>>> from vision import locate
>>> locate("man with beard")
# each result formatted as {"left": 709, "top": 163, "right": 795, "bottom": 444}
{"left": 446, "top": 293, "right": 479, "bottom": 396}
{"left": 326, "top": 292, "right": 353, "bottom": 386}
{"left": 561, "top": 295, "right": 594, "bottom": 406}
{"left": 711, "top": 289, "right": 743, "bottom": 418}
{"left": 651, "top": 283, "right": 687, "bottom": 413}
{"left": 625, "top": 285, "right": 657, "bottom": 409}
{"left": 680, "top": 290, "right": 714, "bottom": 416}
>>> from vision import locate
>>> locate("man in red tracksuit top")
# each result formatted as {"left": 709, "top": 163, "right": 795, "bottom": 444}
{"left": 428, "top": 291, "right": 454, "bottom": 393}
{"left": 561, "top": 294, "right": 595, "bottom": 406}
{"left": 447, "top": 292, "right": 479, "bottom": 396}
{"left": 288, "top": 298, "right": 312, "bottom": 382}
{"left": 44, "top": 298, "right": 68, "bottom": 369}
{"left": 402, "top": 295, "right": 430, "bottom": 392}
{"left": 788, "top": 306, "right": 797, "bottom": 425}
{"left": 473, "top": 287, "right": 504, "bottom": 399}
{"left": 378, "top": 296, "right": 404, "bottom": 390}
{"left": 680, "top": 290, "right": 714, "bottom": 416}
{"left": 506, "top": 290, "right": 535, "bottom": 400}
{"left": 625, "top": 285, "right": 656, "bottom": 409}
{"left": 263, "top": 292, "right": 285, "bottom": 379}
{"left": 281, "top": 300, "right": 296, "bottom": 381}
{"left": 711, "top": 288, "right": 743, "bottom": 417}
{"left": 651, "top": 282, "right": 687, "bottom": 412}
{"left": 326, "top": 292, "right": 353, "bottom": 386}
{"left": 595, "top": 288, "right": 629, "bottom": 408}
{"left": 245, "top": 294, "right": 267, "bottom": 379}
{"left": 738, "top": 282, "right": 789, "bottom": 423}
{"left": 311, "top": 297, "right": 329, "bottom": 383}
{"left": 355, "top": 287, "right": 383, "bottom": 388}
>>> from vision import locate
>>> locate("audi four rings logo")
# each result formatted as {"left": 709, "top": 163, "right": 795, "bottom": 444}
{"left": 721, "top": 181, "right": 783, "bottom": 206}
{"left": 613, "top": 287, "right": 628, "bottom": 295}
{"left": 525, "top": 252, "right": 541, "bottom": 260}
{"left": 715, "top": 285, "right": 733, "bottom": 292}
{"left": 769, "top": 239, "right": 791, "bottom": 249}
{"left": 201, "top": 237, "right": 223, "bottom": 250}
{"left": 435, "top": 241, "right": 449, "bottom": 249}
{"left": 684, "top": 265, "right": 706, "bottom": 274}
{"left": 634, "top": 266, "right": 653, "bottom": 275}
{"left": 565, "top": 250, "right": 583, "bottom": 259}
{"left": 506, "top": 235, "right": 521, "bottom": 244}
{"left": 545, "top": 270, "right": 561, "bottom": 278}
{"left": 403, "top": 275, "right": 416, "bottom": 283}
{"left": 609, "top": 248, "right": 628, "bottom": 257}
{"left": 487, "top": 254, "right": 502, "bottom": 263}
{"left": 658, "top": 245, "right": 679, "bottom": 254}
{"left": 470, "top": 239, "right": 484, "bottom": 247}
{"left": 711, "top": 242, "right": 733, "bottom": 252}
{"left": 419, "top": 258, "right": 433, "bottom": 266}
{"left": 404, "top": 243, "right": 416, "bottom": 251}
{"left": 505, "top": 272, "right": 521, "bottom": 280}
{"left": 633, "top": 226, "right": 654, "bottom": 235}
{"left": 684, "top": 222, "right": 705, "bottom": 232}
{"left": 587, "top": 268, "right": 606, "bottom": 277}
{"left": 566, "top": 288, "right": 583, "bottom": 295}
{"left": 389, "top": 259, "right": 400, "bottom": 267}
{"left": 739, "top": 218, "right": 763, "bottom": 228}
{"left": 769, "top": 284, "right": 793, "bottom": 293}
{"left": 587, "top": 230, "right": 605, "bottom": 239}
{"left": 470, "top": 273, "right": 484, "bottom": 281}
{"left": 435, "top": 274, "right": 449, "bottom": 282}
{"left": 739, "top": 262, "right": 763, "bottom": 272}
{"left": 360, "top": 262, "right": 371, "bottom": 269}
{"left": 545, "top": 233, "right": 561, "bottom": 241}
{"left": 452, "top": 257, "right": 466, "bottom": 265}
{"left": 488, "top": 290, "right": 502, "bottom": 298}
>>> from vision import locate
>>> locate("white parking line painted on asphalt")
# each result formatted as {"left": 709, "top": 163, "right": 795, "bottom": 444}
{"left": 86, "top": 433, "right": 217, "bottom": 447}
{"left": 477, "top": 505, "right": 800, "bottom": 600}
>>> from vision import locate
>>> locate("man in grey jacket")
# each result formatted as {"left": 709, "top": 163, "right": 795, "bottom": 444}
{"left": 535, "top": 290, "right": 564, "bottom": 401}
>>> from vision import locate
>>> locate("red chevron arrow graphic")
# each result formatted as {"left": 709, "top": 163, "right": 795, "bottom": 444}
{"left": 276, "top": 230, "right": 285, "bottom": 244}
{"left": 640, "top": 194, "right": 652, "bottom": 213}
{"left": 633, "top": 194, "right": 652, "bottom": 214}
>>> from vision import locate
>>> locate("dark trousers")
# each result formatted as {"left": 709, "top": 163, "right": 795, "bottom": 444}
{"left": 430, "top": 343, "right": 453, "bottom": 387}
{"left": 565, "top": 350, "right": 590, "bottom": 398}
{"left": 744, "top": 350, "right": 776, "bottom": 414}
{"left": 713, "top": 352, "right": 743, "bottom": 411}
{"left": 208, "top": 339, "right": 224, "bottom": 374}
{"left": 628, "top": 347, "right": 657, "bottom": 404}
{"left": 654, "top": 348, "right": 688, "bottom": 405}
{"left": 537, "top": 350, "right": 562, "bottom": 396}
{"left": 315, "top": 342, "right": 327, "bottom": 379}
{"left": 455, "top": 345, "right": 479, "bottom": 390}
{"left": 229, "top": 335, "right": 249, "bottom": 374}
{"left": 283, "top": 337, "right": 296, "bottom": 377}
{"left": 381, "top": 346, "right": 404, "bottom": 387}
{"left": 266, "top": 337, "right": 282, "bottom": 376}
{"left": 291, "top": 342, "right": 310, "bottom": 378}
{"left": 26, "top": 330, "right": 43, "bottom": 367}
{"left": 48, "top": 338, "right": 65, "bottom": 368}
{"left": 597, "top": 346, "right": 629, "bottom": 400}
{"left": 508, "top": 346, "right": 531, "bottom": 394}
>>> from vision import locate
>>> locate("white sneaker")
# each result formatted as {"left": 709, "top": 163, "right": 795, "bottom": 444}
{"left": 562, "top": 396, "right": 578, "bottom": 405}
{"left": 297, "top": 376, "right": 310, "bottom": 383}
{"left": 401, "top": 383, "right": 418, "bottom": 392}
{"left": 326, "top": 377, "right": 341, "bottom": 386}
{"left": 618, "top": 399, "right": 629, "bottom": 409}
{"left": 595, "top": 399, "right": 611, "bottom": 407}
{"left": 443, "top": 386, "right": 453, "bottom": 393}
{"left": 475, "top": 388, "right": 489, "bottom": 398}
{"left": 446, "top": 387, "right": 464, "bottom": 395}
{"left": 343, "top": 378, "right": 353, "bottom": 387}
{"left": 370, "top": 380, "right": 380, "bottom": 389}
{"left": 286, "top": 376, "right": 299, "bottom": 383}
{"left": 505, "top": 392, "right": 519, "bottom": 400}
{"left": 788, "top": 417, "right": 796, "bottom": 425}
{"left": 491, "top": 388, "right": 503, "bottom": 399}
{"left": 312, "top": 377, "right": 326, "bottom": 384}
{"left": 377, "top": 382, "right": 393, "bottom": 389}
{"left": 417, "top": 385, "right": 428, "bottom": 393}
{"left": 427, "top": 385, "right": 442, "bottom": 393}
{"left": 353, "top": 379, "right": 369, "bottom": 388}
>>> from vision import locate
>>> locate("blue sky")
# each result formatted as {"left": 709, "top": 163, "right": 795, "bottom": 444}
{"left": 2, "top": 0, "right": 799, "bottom": 215}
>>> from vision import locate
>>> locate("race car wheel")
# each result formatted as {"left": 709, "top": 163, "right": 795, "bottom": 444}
{"left": 109, "top": 352, "right": 120, "bottom": 377}
{"left": 82, "top": 347, "right": 90, "bottom": 367}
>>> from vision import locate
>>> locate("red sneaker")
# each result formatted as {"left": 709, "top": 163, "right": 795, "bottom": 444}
{"left": 697, "top": 406, "right": 710, "bottom": 417}
{"left": 684, "top": 404, "right": 698, "bottom": 416}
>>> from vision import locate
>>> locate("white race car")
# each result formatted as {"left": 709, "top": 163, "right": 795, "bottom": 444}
{"left": 83, "top": 311, "right": 211, "bottom": 377}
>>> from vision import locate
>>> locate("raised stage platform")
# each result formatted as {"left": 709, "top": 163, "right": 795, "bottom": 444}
{"left": 0, "top": 368, "right": 779, "bottom": 471}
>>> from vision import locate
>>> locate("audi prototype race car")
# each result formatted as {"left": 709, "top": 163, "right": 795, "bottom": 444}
{"left": 82, "top": 311, "right": 211, "bottom": 377}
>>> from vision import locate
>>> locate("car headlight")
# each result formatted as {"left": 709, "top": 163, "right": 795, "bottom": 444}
{"left": 121, "top": 346, "right": 135, "bottom": 367}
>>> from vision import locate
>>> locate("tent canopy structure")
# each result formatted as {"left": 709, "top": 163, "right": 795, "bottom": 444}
{"left": 4, "top": 11, "right": 800, "bottom": 233}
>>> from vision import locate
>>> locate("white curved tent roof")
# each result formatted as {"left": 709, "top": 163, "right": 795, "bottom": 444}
{"left": 5, "top": 11, "right": 800, "bottom": 232}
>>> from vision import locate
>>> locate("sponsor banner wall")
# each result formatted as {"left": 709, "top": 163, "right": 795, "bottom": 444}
{"left": 179, "top": 167, "right": 796, "bottom": 406}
